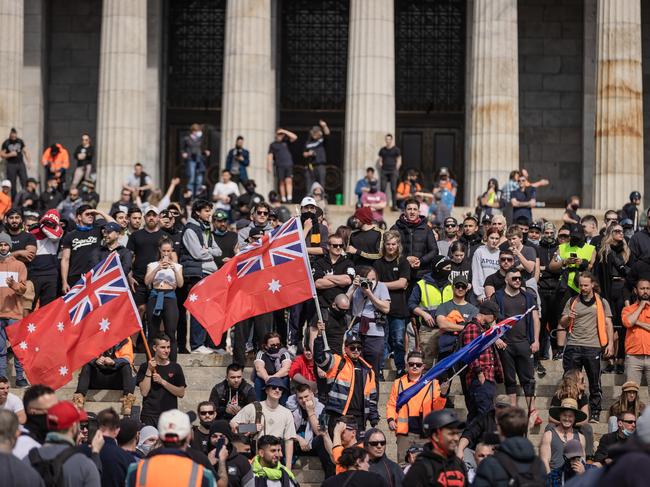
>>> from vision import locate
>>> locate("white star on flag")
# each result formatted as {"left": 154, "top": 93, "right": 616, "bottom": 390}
{"left": 57, "top": 322, "right": 64, "bottom": 332}
{"left": 19, "top": 341, "right": 27, "bottom": 350}
{"left": 35, "top": 347, "right": 39, "bottom": 352}
{"left": 268, "top": 279, "right": 282, "bottom": 294}
{"left": 226, "top": 274, "right": 232, "bottom": 283}
{"left": 189, "top": 293, "right": 198, "bottom": 302}
{"left": 99, "top": 318, "right": 110, "bottom": 333}
{"left": 59, "top": 366, "right": 68, "bottom": 376}
{"left": 27, "top": 323, "right": 36, "bottom": 333}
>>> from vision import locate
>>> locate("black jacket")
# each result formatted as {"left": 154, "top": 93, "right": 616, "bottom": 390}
{"left": 593, "top": 430, "right": 628, "bottom": 464}
{"left": 596, "top": 436, "right": 650, "bottom": 486}
{"left": 368, "top": 454, "right": 404, "bottom": 487}
{"left": 209, "top": 379, "right": 256, "bottom": 420}
{"left": 458, "top": 232, "right": 483, "bottom": 261}
{"left": 403, "top": 443, "right": 467, "bottom": 487}
{"left": 461, "top": 409, "right": 497, "bottom": 450}
{"left": 391, "top": 215, "right": 438, "bottom": 277}
{"left": 473, "top": 436, "right": 546, "bottom": 487}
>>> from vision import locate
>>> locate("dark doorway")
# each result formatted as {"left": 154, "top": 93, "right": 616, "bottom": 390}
{"left": 163, "top": 0, "right": 226, "bottom": 188}
{"left": 278, "top": 0, "right": 349, "bottom": 202}
{"left": 395, "top": 0, "right": 466, "bottom": 202}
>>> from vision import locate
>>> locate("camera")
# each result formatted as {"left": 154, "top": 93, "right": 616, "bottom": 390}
{"left": 359, "top": 277, "right": 372, "bottom": 289}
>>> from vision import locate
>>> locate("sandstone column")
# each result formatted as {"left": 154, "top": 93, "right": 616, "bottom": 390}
{"left": 0, "top": 0, "right": 23, "bottom": 138}
{"left": 465, "top": 0, "right": 519, "bottom": 206}
{"left": 593, "top": 0, "right": 643, "bottom": 209}
{"left": 220, "top": 0, "right": 275, "bottom": 196}
{"left": 344, "top": 0, "right": 395, "bottom": 204}
{"left": 96, "top": 0, "right": 146, "bottom": 203}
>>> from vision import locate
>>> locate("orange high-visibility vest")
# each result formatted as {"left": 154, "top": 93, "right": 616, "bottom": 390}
{"left": 134, "top": 455, "right": 204, "bottom": 487}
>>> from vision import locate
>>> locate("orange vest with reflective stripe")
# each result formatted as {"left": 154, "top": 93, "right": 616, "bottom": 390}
{"left": 568, "top": 294, "right": 608, "bottom": 347}
{"left": 325, "top": 354, "right": 376, "bottom": 417}
{"left": 134, "top": 455, "right": 203, "bottom": 487}
{"left": 386, "top": 375, "right": 446, "bottom": 435}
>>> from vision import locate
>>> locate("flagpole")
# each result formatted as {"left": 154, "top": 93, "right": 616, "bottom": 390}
{"left": 295, "top": 217, "right": 324, "bottom": 324}
{"left": 140, "top": 329, "right": 153, "bottom": 362}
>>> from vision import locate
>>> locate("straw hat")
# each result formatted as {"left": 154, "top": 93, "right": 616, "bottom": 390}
{"left": 549, "top": 398, "right": 587, "bottom": 424}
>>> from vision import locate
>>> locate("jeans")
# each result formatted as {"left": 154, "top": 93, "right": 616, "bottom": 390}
{"left": 362, "top": 335, "right": 385, "bottom": 383}
{"left": 76, "top": 362, "right": 135, "bottom": 395}
{"left": 384, "top": 316, "right": 406, "bottom": 371}
{"left": 186, "top": 156, "right": 206, "bottom": 196}
{"left": 563, "top": 345, "right": 602, "bottom": 415}
{"left": 6, "top": 162, "right": 26, "bottom": 200}
{"left": 146, "top": 291, "right": 178, "bottom": 362}
{"left": 381, "top": 170, "right": 398, "bottom": 207}
{"left": 467, "top": 379, "right": 496, "bottom": 423}
{"left": 0, "top": 318, "right": 24, "bottom": 380}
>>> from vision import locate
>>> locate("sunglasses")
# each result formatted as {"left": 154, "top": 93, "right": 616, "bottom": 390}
{"left": 612, "top": 229, "right": 623, "bottom": 234}
{"left": 256, "top": 211, "right": 269, "bottom": 216}
{"left": 268, "top": 385, "right": 284, "bottom": 391}
{"left": 558, "top": 234, "right": 570, "bottom": 239}
{"left": 347, "top": 345, "right": 362, "bottom": 352}
{"left": 510, "top": 276, "right": 522, "bottom": 281}
{"left": 199, "top": 410, "right": 216, "bottom": 416}
{"left": 368, "top": 440, "right": 387, "bottom": 447}
{"left": 622, "top": 420, "right": 636, "bottom": 425}
{"left": 500, "top": 257, "right": 514, "bottom": 262}
{"left": 80, "top": 423, "right": 89, "bottom": 430}
{"left": 408, "top": 362, "right": 424, "bottom": 368}
{"left": 445, "top": 224, "right": 457, "bottom": 228}
{"left": 331, "top": 243, "right": 344, "bottom": 248}
{"left": 454, "top": 283, "right": 467, "bottom": 290}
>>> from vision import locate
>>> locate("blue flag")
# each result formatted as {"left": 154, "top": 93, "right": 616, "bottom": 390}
{"left": 396, "top": 307, "right": 536, "bottom": 410}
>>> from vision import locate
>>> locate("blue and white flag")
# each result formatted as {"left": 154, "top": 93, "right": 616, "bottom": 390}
{"left": 396, "top": 307, "right": 536, "bottom": 410}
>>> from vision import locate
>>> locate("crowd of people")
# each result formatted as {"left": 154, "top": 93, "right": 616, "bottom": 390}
{"left": 1, "top": 124, "right": 650, "bottom": 486}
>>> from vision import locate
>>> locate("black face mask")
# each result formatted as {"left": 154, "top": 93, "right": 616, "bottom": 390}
{"left": 200, "top": 419, "right": 214, "bottom": 429}
{"left": 540, "top": 236, "right": 555, "bottom": 246}
{"left": 329, "top": 307, "right": 347, "bottom": 319}
{"left": 267, "top": 345, "right": 281, "bottom": 354}
{"left": 25, "top": 414, "right": 49, "bottom": 443}
{"left": 571, "top": 204, "right": 579, "bottom": 211}
{"left": 245, "top": 186, "right": 255, "bottom": 194}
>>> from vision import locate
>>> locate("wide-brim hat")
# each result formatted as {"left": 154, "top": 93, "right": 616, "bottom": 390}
{"left": 549, "top": 398, "right": 587, "bottom": 424}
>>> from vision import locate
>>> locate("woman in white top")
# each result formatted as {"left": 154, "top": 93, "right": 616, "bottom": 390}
{"left": 471, "top": 228, "right": 502, "bottom": 302}
{"left": 144, "top": 236, "right": 183, "bottom": 361}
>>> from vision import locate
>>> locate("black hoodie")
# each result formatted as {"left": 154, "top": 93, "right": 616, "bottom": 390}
{"left": 403, "top": 443, "right": 467, "bottom": 487}
{"left": 391, "top": 215, "right": 438, "bottom": 278}
{"left": 473, "top": 436, "right": 546, "bottom": 487}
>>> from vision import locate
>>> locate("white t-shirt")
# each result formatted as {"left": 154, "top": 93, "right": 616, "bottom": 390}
{"left": 212, "top": 181, "right": 240, "bottom": 210}
{"left": 1, "top": 392, "right": 23, "bottom": 414}
{"left": 231, "top": 401, "right": 297, "bottom": 440}
{"left": 146, "top": 261, "right": 182, "bottom": 288}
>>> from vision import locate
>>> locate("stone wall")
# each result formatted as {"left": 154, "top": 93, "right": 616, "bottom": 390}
{"left": 45, "top": 0, "right": 101, "bottom": 161}
{"left": 642, "top": 1, "right": 650, "bottom": 203}
{"left": 518, "top": 0, "right": 583, "bottom": 206}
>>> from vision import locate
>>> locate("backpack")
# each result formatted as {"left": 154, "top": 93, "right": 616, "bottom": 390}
{"left": 28, "top": 446, "right": 82, "bottom": 487}
{"left": 493, "top": 451, "right": 545, "bottom": 487}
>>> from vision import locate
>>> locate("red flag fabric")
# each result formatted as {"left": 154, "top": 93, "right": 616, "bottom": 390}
{"left": 185, "top": 217, "right": 316, "bottom": 343}
{"left": 6, "top": 252, "right": 142, "bottom": 390}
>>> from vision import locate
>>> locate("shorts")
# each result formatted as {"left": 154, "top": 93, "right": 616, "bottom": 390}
{"left": 276, "top": 165, "right": 293, "bottom": 180}
{"left": 133, "top": 281, "right": 150, "bottom": 306}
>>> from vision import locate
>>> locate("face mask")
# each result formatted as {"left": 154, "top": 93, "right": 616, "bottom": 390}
{"left": 528, "top": 238, "right": 540, "bottom": 246}
{"left": 25, "top": 414, "right": 49, "bottom": 443}
{"left": 242, "top": 450, "right": 255, "bottom": 460}
{"left": 622, "top": 427, "right": 633, "bottom": 437}
{"left": 267, "top": 345, "right": 281, "bottom": 354}
{"left": 138, "top": 443, "right": 153, "bottom": 456}
{"left": 541, "top": 236, "right": 555, "bottom": 245}
{"left": 330, "top": 307, "right": 347, "bottom": 319}
{"left": 0, "top": 249, "right": 10, "bottom": 258}
{"left": 195, "top": 131, "right": 203, "bottom": 138}
{"left": 571, "top": 204, "right": 579, "bottom": 210}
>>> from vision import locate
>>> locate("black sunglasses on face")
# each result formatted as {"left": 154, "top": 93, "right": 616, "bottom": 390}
{"left": 622, "top": 420, "right": 636, "bottom": 425}
{"left": 445, "top": 224, "right": 456, "bottom": 228}
{"left": 454, "top": 283, "right": 467, "bottom": 290}
{"left": 268, "top": 385, "right": 284, "bottom": 391}
{"left": 347, "top": 345, "right": 362, "bottom": 352}
{"left": 510, "top": 276, "right": 522, "bottom": 281}
{"left": 500, "top": 257, "right": 514, "bottom": 262}
{"left": 331, "top": 243, "right": 344, "bottom": 248}
{"left": 199, "top": 410, "right": 216, "bottom": 416}
{"left": 256, "top": 211, "right": 269, "bottom": 216}
{"left": 408, "top": 362, "right": 423, "bottom": 368}
{"left": 368, "top": 440, "right": 386, "bottom": 447}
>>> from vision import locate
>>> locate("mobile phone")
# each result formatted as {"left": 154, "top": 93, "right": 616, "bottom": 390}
{"left": 238, "top": 423, "right": 257, "bottom": 434}
{"left": 215, "top": 438, "right": 225, "bottom": 452}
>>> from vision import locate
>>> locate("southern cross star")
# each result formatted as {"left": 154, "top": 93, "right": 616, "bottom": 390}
{"left": 27, "top": 323, "right": 36, "bottom": 333}
{"left": 57, "top": 322, "right": 64, "bottom": 332}
{"left": 189, "top": 293, "right": 198, "bottom": 302}
{"left": 59, "top": 366, "right": 68, "bottom": 376}
{"left": 268, "top": 279, "right": 282, "bottom": 293}
{"left": 19, "top": 341, "right": 27, "bottom": 350}
{"left": 99, "top": 318, "right": 110, "bottom": 332}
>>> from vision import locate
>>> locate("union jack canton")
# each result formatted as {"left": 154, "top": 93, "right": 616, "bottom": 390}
{"left": 62, "top": 252, "right": 128, "bottom": 325}
{"left": 236, "top": 218, "right": 306, "bottom": 279}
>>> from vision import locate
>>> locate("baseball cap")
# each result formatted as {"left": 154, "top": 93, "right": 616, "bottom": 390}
{"left": 443, "top": 217, "right": 458, "bottom": 226}
{"left": 158, "top": 409, "right": 191, "bottom": 441}
{"left": 301, "top": 196, "right": 317, "bottom": 207}
{"left": 102, "top": 222, "right": 122, "bottom": 233}
{"left": 529, "top": 221, "right": 543, "bottom": 232}
{"left": 481, "top": 214, "right": 493, "bottom": 224}
{"left": 213, "top": 209, "right": 228, "bottom": 221}
{"left": 344, "top": 330, "right": 362, "bottom": 345}
{"left": 494, "top": 394, "right": 511, "bottom": 408}
{"left": 47, "top": 400, "right": 88, "bottom": 431}
{"left": 452, "top": 275, "right": 469, "bottom": 287}
{"left": 479, "top": 300, "right": 500, "bottom": 318}
{"left": 563, "top": 439, "right": 584, "bottom": 459}
{"left": 145, "top": 205, "right": 160, "bottom": 215}
{"left": 1, "top": 180, "right": 11, "bottom": 188}
{"left": 26, "top": 177, "right": 38, "bottom": 185}
{"left": 265, "top": 377, "right": 289, "bottom": 391}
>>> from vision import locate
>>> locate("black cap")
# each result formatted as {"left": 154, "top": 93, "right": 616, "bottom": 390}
{"left": 432, "top": 255, "right": 452, "bottom": 272}
{"left": 631, "top": 191, "right": 642, "bottom": 201}
{"left": 422, "top": 410, "right": 465, "bottom": 437}
{"left": 452, "top": 275, "right": 469, "bottom": 286}
{"left": 344, "top": 330, "right": 362, "bottom": 345}
{"left": 529, "top": 221, "right": 543, "bottom": 231}
{"left": 479, "top": 300, "right": 500, "bottom": 318}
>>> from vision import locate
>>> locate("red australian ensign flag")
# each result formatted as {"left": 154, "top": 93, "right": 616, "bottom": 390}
{"left": 185, "top": 217, "right": 316, "bottom": 343}
{"left": 7, "top": 252, "right": 142, "bottom": 390}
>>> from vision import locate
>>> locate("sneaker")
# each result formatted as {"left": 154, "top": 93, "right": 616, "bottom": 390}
{"left": 15, "top": 378, "right": 29, "bottom": 388}
{"left": 615, "top": 364, "right": 625, "bottom": 375}
{"left": 191, "top": 345, "right": 215, "bottom": 354}
{"left": 553, "top": 350, "right": 564, "bottom": 361}
{"left": 589, "top": 413, "right": 600, "bottom": 424}
{"left": 213, "top": 347, "right": 228, "bottom": 355}
{"left": 536, "top": 363, "right": 547, "bottom": 378}
{"left": 603, "top": 363, "right": 615, "bottom": 374}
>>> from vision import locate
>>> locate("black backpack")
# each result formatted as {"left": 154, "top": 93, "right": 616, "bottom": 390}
{"left": 28, "top": 446, "right": 82, "bottom": 487}
{"left": 493, "top": 451, "right": 545, "bottom": 487}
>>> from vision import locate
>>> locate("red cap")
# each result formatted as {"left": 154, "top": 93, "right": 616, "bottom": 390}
{"left": 47, "top": 400, "right": 88, "bottom": 431}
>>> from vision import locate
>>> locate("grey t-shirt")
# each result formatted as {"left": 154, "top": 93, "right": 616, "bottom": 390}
{"left": 352, "top": 282, "right": 390, "bottom": 337}
{"left": 435, "top": 300, "right": 479, "bottom": 323}
{"left": 563, "top": 297, "right": 612, "bottom": 348}
{"left": 515, "top": 245, "right": 537, "bottom": 280}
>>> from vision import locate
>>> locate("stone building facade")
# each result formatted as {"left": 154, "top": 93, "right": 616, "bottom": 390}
{"left": 2, "top": 0, "right": 648, "bottom": 206}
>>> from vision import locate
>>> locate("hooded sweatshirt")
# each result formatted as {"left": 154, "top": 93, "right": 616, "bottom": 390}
{"left": 403, "top": 442, "right": 467, "bottom": 487}
{"left": 473, "top": 436, "right": 546, "bottom": 487}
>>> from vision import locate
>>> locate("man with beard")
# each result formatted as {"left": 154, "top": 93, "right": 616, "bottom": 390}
{"left": 12, "top": 177, "right": 38, "bottom": 211}
{"left": 126, "top": 207, "right": 142, "bottom": 235}
{"left": 4, "top": 210, "right": 36, "bottom": 266}
{"left": 483, "top": 249, "right": 515, "bottom": 299}
{"left": 559, "top": 272, "right": 614, "bottom": 423}
{"left": 391, "top": 197, "right": 438, "bottom": 280}
{"left": 622, "top": 279, "right": 650, "bottom": 395}
{"left": 12, "top": 384, "right": 57, "bottom": 458}
{"left": 91, "top": 222, "right": 133, "bottom": 276}
{"left": 437, "top": 217, "right": 459, "bottom": 256}
{"left": 549, "top": 227, "right": 596, "bottom": 305}
{"left": 206, "top": 420, "right": 253, "bottom": 487}
{"left": 191, "top": 401, "right": 217, "bottom": 454}
{"left": 211, "top": 209, "right": 237, "bottom": 268}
